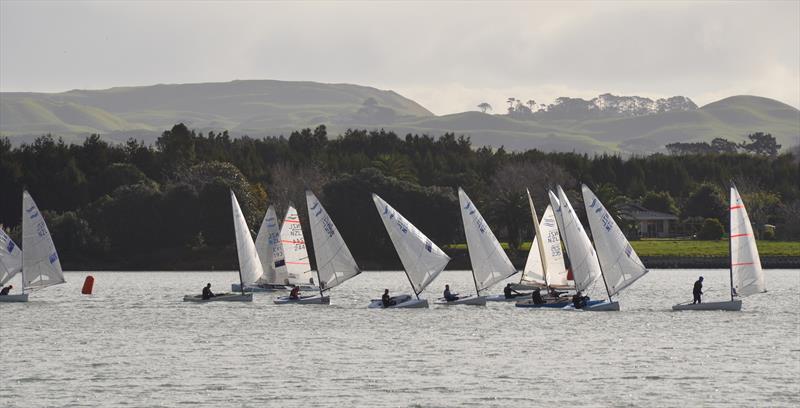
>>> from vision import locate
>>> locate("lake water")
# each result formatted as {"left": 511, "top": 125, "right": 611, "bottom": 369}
{"left": 1, "top": 269, "right": 798, "bottom": 407}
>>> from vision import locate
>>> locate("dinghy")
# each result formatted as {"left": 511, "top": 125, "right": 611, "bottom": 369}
{"left": 438, "top": 188, "right": 516, "bottom": 306}
{"left": 0, "top": 192, "right": 67, "bottom": 303}
{"left": 185, "top": 191, "right": 254, "bottom": 302}
{"left": 0, "top": 228, "right": 24, "bottom": 302}
{"left": 672, "top": 184, "right": 765, "bottom": 311}
{"left": 515, "top": 190, "right": 575, "bottom": 307}
{"left": 274, "top": 191, "right": 361, "bottom": 305}
{"left": 280, "top": 205, "right": 318, "bottom": 291}
{"left": 368, "top": 194, "right": 450, "bottom": 309}
{"left": 577, "top": 184, "right": 649, "bottom": 311}
{"left": 231, "top": 205, "right": 291, "bottom": 292}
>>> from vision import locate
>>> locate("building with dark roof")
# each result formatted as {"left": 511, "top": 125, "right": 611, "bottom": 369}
{"left": 620, "top": 203, "right": 679, "bottom": 238}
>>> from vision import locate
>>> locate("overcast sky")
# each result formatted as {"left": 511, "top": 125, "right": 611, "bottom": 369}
{"left": 1, "top": 0, "right": 798, "bottom": 114}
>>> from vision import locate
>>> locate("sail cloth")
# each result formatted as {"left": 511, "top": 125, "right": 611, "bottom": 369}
{"left": 522, "top": 199, "right": 569, "bottom": 287}
{"left": 372, "top": 194, "right": 450, "bottom": 296}
{"left": 254, "top": 206, "right": 287, "bottom": 285}
{"left": 555, "top": 186, "right": 603, "bottom": 293}
{"left": 306, "top": 191, "right": 360, "bottom": 291}
{"left": 21, "top": 191, "right": 65, "bottom": 290}
{"left": 582, "top": 185, "right": 648, "bottom": 297}
{"left": 0, "top": 228, "right": 22, "bottom": 286}
{"left": 458, "top": 188, "right": 516, "bottom": 293}
{"left": 281, "top": 205, "right": 314, "bottom": 285}
{"left": 548, "top": 190, "right": 567, "bottom": 258}
{"left": 231, "top": 191, "right": 265, "bottom": 287}
{"left": 730, "top": 186, "right": 766, "bottom": 297}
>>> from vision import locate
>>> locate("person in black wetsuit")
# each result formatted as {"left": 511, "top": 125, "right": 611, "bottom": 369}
{"left": 443, "top": 284, "right": 459, "bottom": 302}
{"left": 381, "top": 289, "right": 396, "bottom": 308}
{"left": 503, "top": 283, "right": 523, "bottom": 299}
{"left": 202, "top": 283, "right": 215, "bottom": 300}
{"left": 289, "top": 286, "right": 300, "bottom": 300}
{"left": 572, "top": 291, "right": 589, "bottom": 309}
{"left": 693, "top": 276, "right": 704, "bottom": 304}
{"left": 0, "top": 285, "right": 12, "bottom": 295}
{"left": 532, "top": 289, "right": 544, "bottom": 304}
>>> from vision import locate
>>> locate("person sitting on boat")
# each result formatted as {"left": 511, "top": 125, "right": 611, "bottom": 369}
{"left": 0, "top": 285, "right": 12, "bottom": 295}
{"left": 692, "top": 276, "right": 704, "bottom": 304}
{"left": 202, "top": 283, "right": 215, "bottom": 300}
{"left": 548, "top": 287, "right": 564, "bottom": 299}
{"left": 381, "top": 289, "right": 396, "bottom": 308}
{"left": 503, "top": 283, "right": 523, "bottom": 299}
{"left": 572, "top": 291, "right": 589, "bottom": 309}
{"left": 289, "top": 286, "right": 301, "bottom": 300}
{"left": 443, "top": 284, "right": 459, "bottom": 302}
{"left": 532, "top": 289, "right": 545, "bottom": 305}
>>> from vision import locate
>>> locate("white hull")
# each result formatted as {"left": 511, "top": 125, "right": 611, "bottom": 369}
{"left": 231, "top": 283, "right": 292, "bottom": 292}
{"left": 585, "top": 300, "right": 620, "bottom": 311}
{"left": 183, "top": 293, "right": 253, "bottom": 302}
{"left": 273, "top": 294, "right": 330, "bottom": 305}
{"left": 367, "top": 294, "right": 428, "bottom": 309}
{"left": 486, "top": 293, "right": 531, "bottom": 302}
{"left": 434, "top": 294, "right": 486, "bottom": 306}
{"left": 672, "top": 300, "right": 742, "bottom": 311}
{"left": 0, "top": 293, "right": 29, "bottom": 302}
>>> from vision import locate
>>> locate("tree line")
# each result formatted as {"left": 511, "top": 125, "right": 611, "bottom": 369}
{"left": 1, "top": 123, "right": 797, "bottom": 270}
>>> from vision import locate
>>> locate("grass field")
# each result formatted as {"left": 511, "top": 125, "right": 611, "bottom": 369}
{"left": 447, "top": 240, "right": 800, "bottom": 257}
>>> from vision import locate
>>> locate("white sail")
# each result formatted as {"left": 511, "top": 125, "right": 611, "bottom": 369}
{"left": 458, "top": 188, "right": 516, "bottom": 293}
{"left": 254, "top": 206, "right": 287, "bottom": 285}
{"left": 0, "top": 228, "right": 22, "bottom": 286}
{"left": 281, "top": 205, "right": 314, "bottom": 285}
{"left": 556, "top": 186, "right": 603, "bottom": 293}
{"left": 548, "top": 190, "right": 567, "bottom": 257}
{"left": 372, "top": 194, "right": 450, "bottom": 295}
{"left": 21, "top": 191, "right": 65, "bottom": 290}
{"left": 306, "top": 191, "right": 360, "bottom": 291}
{"left": 522, "top": 202, "right": 570, "bottom": 287}
{"left": 231, "top": 191, "right": 265, "bottom": 287}
{"left": 582, "top": 185, "right": 648, "bottom": 297}
{"left": 730, "top": 186, "right": 766, "bottom": 297}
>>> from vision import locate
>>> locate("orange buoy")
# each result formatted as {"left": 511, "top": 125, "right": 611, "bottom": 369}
{"left": 81, "top": 275, "right": 94, "bottom": 294}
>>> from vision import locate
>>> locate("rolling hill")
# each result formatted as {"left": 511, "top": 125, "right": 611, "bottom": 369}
{"left": 1, "top": 80, "right": 797, "bottom": 153}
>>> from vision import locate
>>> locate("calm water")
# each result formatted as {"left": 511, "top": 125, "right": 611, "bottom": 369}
{"left": 1, "top": 269, "right": 798, "bottom": 407}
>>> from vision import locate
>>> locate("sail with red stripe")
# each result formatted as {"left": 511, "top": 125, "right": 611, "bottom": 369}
{"left": 281, "top": 205, "right": 314, "bottom": 285}
{"left": 730, "top": 185, "right": 765, "bottom": 297}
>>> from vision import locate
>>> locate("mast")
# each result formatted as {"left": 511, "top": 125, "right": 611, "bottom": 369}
{"left": 472, "top": 268, "right": 480, "bottom": 296}
{"left": 527, "top": 189, "right": 549, "bottom": 287}
{"left": 729, "top": 182, "right": 735, "bottom": 302}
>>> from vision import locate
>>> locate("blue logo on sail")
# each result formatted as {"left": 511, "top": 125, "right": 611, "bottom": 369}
{"left": 6, "top": 240, "right": 14, "bottom": 253}
{"left": 49, "top": 252, "right": 58, "bottom": 264}
{"left": 425, "top": 240, "right": 432, "bottom": 253}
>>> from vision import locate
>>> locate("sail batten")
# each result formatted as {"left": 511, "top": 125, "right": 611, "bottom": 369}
{"left": 306, "top": 191, "right": 360, "bottom": 291}
{"left": 458, "top": 188, "right": 517, "bottom": 294}
{"left": 21, "top": 191, "right": 65, "bottom": 290}
{"left": 231, "top": 191, "right": 265, "bottom": 288}
{"left": 582, "top": 185, "right": 648, "bottom": 297}
{"left": 372, "top": 194, "right": 450, "bottom": 295}
{"left": 730, "top": 186, "right": 766, "bottom": 297}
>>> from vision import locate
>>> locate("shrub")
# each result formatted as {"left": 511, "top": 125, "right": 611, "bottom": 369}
{"left": 696, "top": 218, "right": 724, "bottom": 240}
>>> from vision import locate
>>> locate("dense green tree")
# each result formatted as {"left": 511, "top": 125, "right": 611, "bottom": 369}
{"left": 683, "top": 183, "right": 727, "bottom": 225}
{"left": 697, "top": 218, "right": 724, "bottom": 240}
{"left": 640, "top": 191, "right": 678, "bottom": 215}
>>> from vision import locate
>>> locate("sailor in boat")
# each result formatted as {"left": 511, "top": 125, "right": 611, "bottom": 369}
{"left": 548, "top": 287, "right": 565, "bottom": 300}
{"left": 572, "top": 291, "right": 589, "bottom": 309}
{"left": 289, "top": 286, "right": 301, "bottom": 300}
{"left": 381, "top": 289, "right": 396, "bottom": 308}
{"left": 693, "top": 276, "right": 704, "bottom": 304}
{"left": 0, "top": 285, "right": 12, "bottom": 296}
{"left": 202, "top": 283, "right": 215, "bottom": 300}
{"left": 503, "top": 283, "right": 524, "bottom": 299}
{"left": 443, "top": 284, "right": 459, "bottom": 302}
{"left": 531, "top": 289, "right": 545, "bottom": 305}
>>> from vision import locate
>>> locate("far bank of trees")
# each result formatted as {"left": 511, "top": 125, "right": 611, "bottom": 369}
{"left": 1, "top": 124, "right": 797, "bottom": 269}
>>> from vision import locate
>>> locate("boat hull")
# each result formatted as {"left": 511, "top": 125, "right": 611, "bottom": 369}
{"left": 515, "top": 299, "right": 571, "bottom": 308}
{"left": 559, "top": 299, "right": 608, "bottom": 310}
{"left": 672, "top": 300, "right": 742, "bottom": 311}
{"left": 183, "top": 293, "right": 253, "bottom": 302}
{"left": 273, "top": 295, "right": 330, "bottom": 305}
{"left": 0, "top": 293, "right": 29, "bottom": 302}
{"left": 231, "top": 283, "right": 291, "bottom": 292}
{"left": 486, "top": 293, "right": 531, "bottom": 302}
{"left": 367, "top": 294, "right": 428, "bottom": 309}
{"left": 434, "top": 295, "right": 486, "bottom": 306}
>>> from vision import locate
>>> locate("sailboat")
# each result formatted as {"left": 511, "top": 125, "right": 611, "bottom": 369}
{"left": 672, "top": 184, "right": 766, "bottom": 311}
{"left": 515, "top": 189, "right": 576, "bottom": 308}
{"left": 580, "top": 184, "right": 649, "bottom": 311}
{"left": 0, "top": 229, "right": 23, "bottom": 302}
{"left": 280, "top": 205, "right": 318, "bottom": 290}
{"left": 436, "top": 188, "right": 516, "bottom": 306}
{"left": 368, "top": 194, "right": 451, "bottom": 309}
{"left": 184, "top": 191, "right": 254, "bottom": 302}
{"left": 0, "top": 192, "right": 66, "bottom": 303}
{"left": 274, "top": 191, "right": 361, "bottom": 304}
{"left": 231, "top": 205, "right": 291, "bottom": 292}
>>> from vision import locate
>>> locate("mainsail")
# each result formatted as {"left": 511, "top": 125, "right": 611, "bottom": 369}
{"left": 372, "top": 194, "right": 450, "bottom": 296}
{"left": 231, "top": 191, "right": 265, "bottom": 287}
{"left": 555, "top": 186, "right": 603, "bottom": 293}
{"left": 281, "top": 205, "right": 314, "bottom": 285}
{"left": 306, "top": 191, "right": 360, "bottom": 291}
{"left": 582, "top": 185, "right": 648, "bottom": 297}
{"left": 254, "top": 206, "right": 287, "bottom": 285}
{"left": 521, "top": 200, "right": 569, "bottom": 287}
{"left": 0, "top": 228, "right": 22, "bottom": 286}
{"left": 21, "top": 191, "right": 65, "bottom": 290}
{"left": 458, "top": 188, "right": 516, "bottom": 293}
{"left": 730, "top": 185, "right": 766, "bottom": 297}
